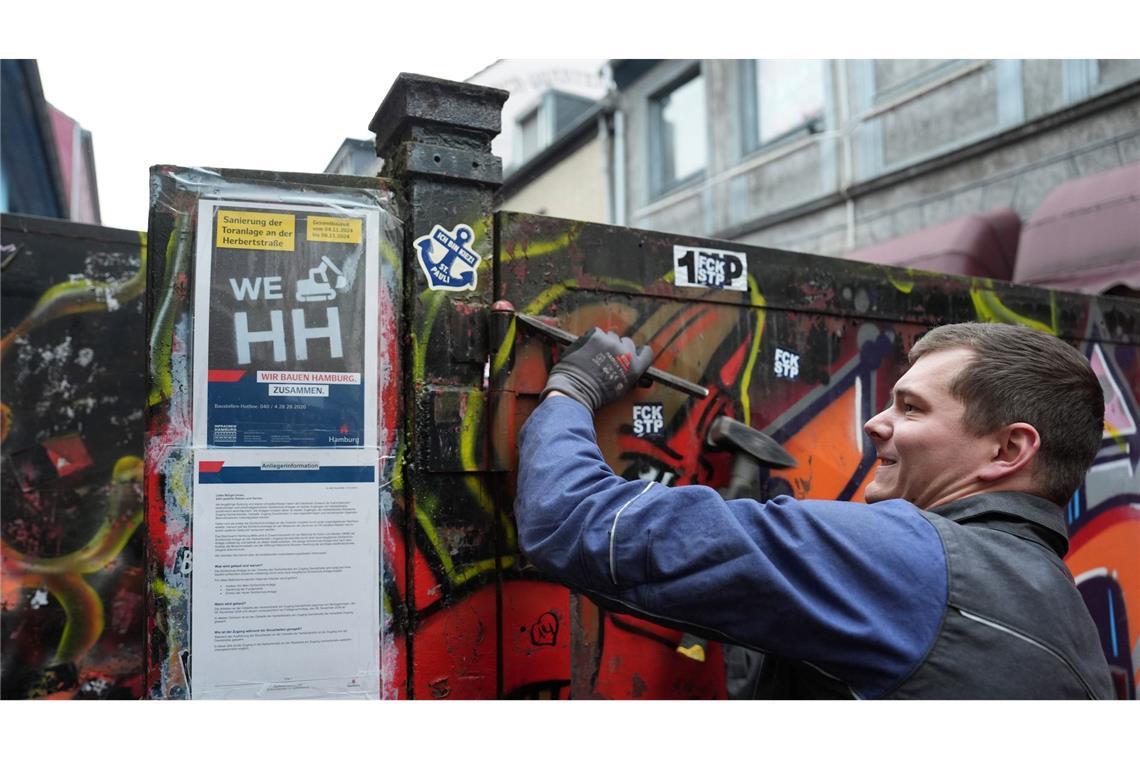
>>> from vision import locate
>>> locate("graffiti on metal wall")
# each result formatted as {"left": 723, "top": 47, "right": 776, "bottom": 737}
{"left": 1067, "top": 339, "right": 1140, "bottom": 698}
{"left": 1, "top": 219, "right": 147, "bottom": 699}
{"left": 471, "top": 214, "right": 1140, "bottom": 699}
{"left": 496, "top": 277, "right": 910, "bottom": 697}
{"left": 386, "top": 218, "right": 910, "bottom": 697}
{"left": 143, "top": 201, "right": 195, "bottom": 698}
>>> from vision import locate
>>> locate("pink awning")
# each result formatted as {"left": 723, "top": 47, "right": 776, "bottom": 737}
{"left": 1013, "top": 161, "right": 1140, "bottom": 294}
{"left": 846, "top": 208, "right": 1021, "bottom": 280}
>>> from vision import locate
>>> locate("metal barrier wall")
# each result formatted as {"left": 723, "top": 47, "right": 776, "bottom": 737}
{"left": 488, "top": 212, "right": 1140, "bottom": 699}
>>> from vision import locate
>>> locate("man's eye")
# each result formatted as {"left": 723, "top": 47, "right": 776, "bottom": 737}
{"left": 903, "top": 403, "right": 917, "bottom": 413}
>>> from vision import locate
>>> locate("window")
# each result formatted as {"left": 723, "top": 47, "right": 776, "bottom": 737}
{"left": 746, "top": 60, "right": 827, "bottom": 150}
{"left": 854, "top": 60, "right": 1020, "bottom": 180}
{"left": 516, "top": 107, "right": 542, "bottom": 166}
{"left": 511, "top": 91, "right": 596, "bottom": 170}
{"left": 650, "top": 70, "right": 707, "bottom": 195}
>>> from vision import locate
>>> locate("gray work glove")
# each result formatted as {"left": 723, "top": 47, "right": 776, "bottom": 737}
{"left": 541, "top": 328, "right": 654, "bottom": 413}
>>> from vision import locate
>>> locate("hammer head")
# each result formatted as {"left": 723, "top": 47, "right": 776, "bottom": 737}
{"left": 706, "top": 416, "right": 796, "bottom": 470}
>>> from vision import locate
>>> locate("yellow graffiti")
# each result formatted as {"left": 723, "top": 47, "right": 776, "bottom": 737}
{"left": 887, "top": 270, "right": 916, "bottom": 294}
{"left": 661, "top": 262, "right": 766, "bottom": 421}
{"left": 1103, "top": 419, "right": 1130, "bottom": 454}
{"left": 497, "top": 229, "right": 577, "bottom": 263}
{"left": 525, "top": 282, "right": 576, "bottom": 316}
{"left": 148, "top": 216, "right": 190, "bottom": 406}
{"left": 414, "top": 493, "right": 515, "bottom": 587}
{"left": 970, "top": 285, "right": 1057, "bottom": 334}
{"left": 739, "top": 276, "right": 768, "bottom": 423}
{"left": 414, "top": 496, "right": 454, "bottom": 575}
{"left": 165, "top": 451, "right": 194, "bottom": 523}
{"left": 1, "top": 231, "right": 147, "bottom": 360}
{"left": 3, "top": 455, "right": 143, "bottom": 664}
{"left": 149, "top": 577, "right": 185, "bottom": 602}
{"left": 460, "top": 386, "right": 519, "bottom": 548}
{"left": 413, "top": 289, "right": 448, "bottom": 382}
{"left": 491, "top": 319, "right": 518, "bottom": 377}
{"left": 389, "top": 444, "right": 405, "bottom": 492}
{"left": 379, "top": 236, "right": 400, "bottom": 270}
{"left": 675, "top": 641, "right": 707, "bottom": 662}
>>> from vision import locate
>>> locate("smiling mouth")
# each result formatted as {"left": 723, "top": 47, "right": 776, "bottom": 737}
{"left": 877, "top": 457, "right": 898, "bottom": 466}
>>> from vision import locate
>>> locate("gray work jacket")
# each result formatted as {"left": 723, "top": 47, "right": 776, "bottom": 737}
{"left": 749, "top": 492, "right": 1114, "bottom": 699}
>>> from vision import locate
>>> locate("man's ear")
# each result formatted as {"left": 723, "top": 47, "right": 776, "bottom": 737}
{"left": 977, "top": 423, "right": 1040, "bottom": 482}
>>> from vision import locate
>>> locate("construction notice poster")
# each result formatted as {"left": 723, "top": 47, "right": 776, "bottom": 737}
{"left": 192, "top": 200, "right": 378, "bottom": 448}
{"left": 190, "top": 448, "right": 381, "bottom": 699}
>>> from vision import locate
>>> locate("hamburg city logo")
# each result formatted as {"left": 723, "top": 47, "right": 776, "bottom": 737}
{"left": 414, "top": 223, "right": 481, "bottom": 291}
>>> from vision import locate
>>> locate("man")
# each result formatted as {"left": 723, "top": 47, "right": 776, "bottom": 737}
{"left": 515, "top": 322, "right": 1113, "bottom": 698}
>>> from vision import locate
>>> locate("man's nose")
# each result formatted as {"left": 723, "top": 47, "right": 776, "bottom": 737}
{"left": 864, "top": 408, "right": 890, "bottom": 440}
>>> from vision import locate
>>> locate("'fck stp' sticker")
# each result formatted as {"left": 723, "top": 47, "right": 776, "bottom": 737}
{"left": 632, "top": 403, "right": 665, "bottom": 438}
{"left": 774, "top": 347, "right": 800, "bottom": 381}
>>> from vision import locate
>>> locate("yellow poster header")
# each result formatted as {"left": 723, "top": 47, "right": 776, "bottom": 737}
{"left": 307, "top": 216, "right": 363, "bottom": 244}
{"left": 216, "top": 210, "right": 296, "bottom": 251}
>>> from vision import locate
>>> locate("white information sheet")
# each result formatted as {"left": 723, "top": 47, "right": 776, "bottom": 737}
{"left": 190, "top": 448, "right": 380, "bottom": 699}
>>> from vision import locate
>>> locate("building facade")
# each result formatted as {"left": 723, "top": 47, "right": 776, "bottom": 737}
{"left": 611, "top": 60, "right": 1140, "bottom": 259}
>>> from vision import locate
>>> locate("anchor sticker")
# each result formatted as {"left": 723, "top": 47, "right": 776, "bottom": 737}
{"left": 415, "top": 223, "right": 481, "bottom": 291}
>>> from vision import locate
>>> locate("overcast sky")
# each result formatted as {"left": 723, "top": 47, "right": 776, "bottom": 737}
{"left": 35, "top": 54, "right": 491, "bottom": 231}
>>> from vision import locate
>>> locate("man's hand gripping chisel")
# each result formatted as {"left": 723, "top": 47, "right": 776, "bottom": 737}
{"left": 515, "top": 313, "right": 709, "bottom": 399}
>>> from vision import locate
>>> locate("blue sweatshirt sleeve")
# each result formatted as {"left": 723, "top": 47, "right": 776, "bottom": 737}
{"left": 515, "top": 395, "right": 949, "bottom": 699}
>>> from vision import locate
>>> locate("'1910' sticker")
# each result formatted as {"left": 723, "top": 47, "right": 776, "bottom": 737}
{"left": 632, "top": 403, "right": 665, "bottom": 438}
{"left": 673, "top": 245, "right": 748, "bottom": 291}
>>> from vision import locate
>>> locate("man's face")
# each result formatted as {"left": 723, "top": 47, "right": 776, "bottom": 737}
{"left": 863, "top": 347, "right": 997, "bottom": 508}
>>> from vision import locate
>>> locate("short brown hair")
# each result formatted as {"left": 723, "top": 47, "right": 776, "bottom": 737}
{"left": 909, "top": 322, "right": 1104, "bottom": 506}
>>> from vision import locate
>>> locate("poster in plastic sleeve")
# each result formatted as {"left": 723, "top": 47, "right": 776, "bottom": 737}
{"left": 192, "top": 201, "right": 378, "bottom": 447}
{"left": 190, "top": 448, "right": 381, "bottom": 699}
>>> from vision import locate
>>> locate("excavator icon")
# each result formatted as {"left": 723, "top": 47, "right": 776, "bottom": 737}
{"left": 295, "top": 256, "right": 348, "bottom": 302}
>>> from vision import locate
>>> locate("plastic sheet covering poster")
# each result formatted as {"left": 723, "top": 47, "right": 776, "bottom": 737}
{"left": 192, "top": 200, "right": 378, "bottom": 447}
{"left": 190, "top": 448, "right": 380, "bottom": 699}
